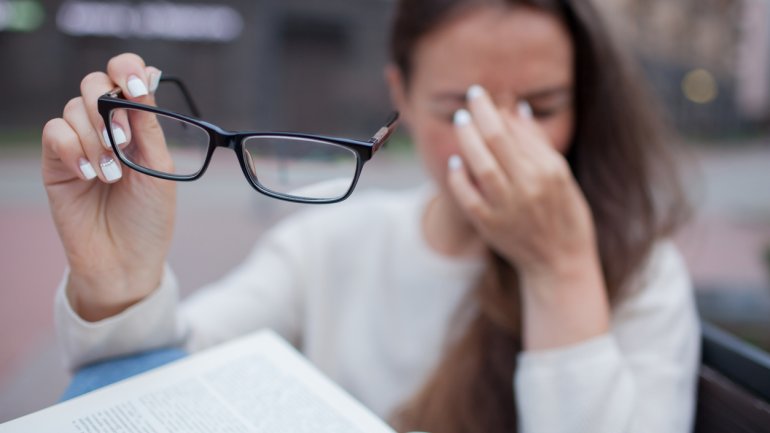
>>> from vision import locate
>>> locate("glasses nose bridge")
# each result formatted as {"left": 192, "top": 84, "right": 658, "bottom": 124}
{"left": 214, "top": 132, "right": 252, "bottom": 180}
{"left": 212, "top": 130, "right": 239, "bottom": 151}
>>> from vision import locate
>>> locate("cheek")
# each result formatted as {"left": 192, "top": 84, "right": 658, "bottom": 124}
{"left": 410, "top": 116, "right": 459, "bottom": 186}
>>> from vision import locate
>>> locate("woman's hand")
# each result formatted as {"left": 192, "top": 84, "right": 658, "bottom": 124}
{"left": 447, "top": 85, "right": 609, "bottom": 350}
{"left": 42, "top": 53, "right": 175, "bottom": 322}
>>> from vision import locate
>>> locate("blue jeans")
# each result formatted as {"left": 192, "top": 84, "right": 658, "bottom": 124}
{"left": 60, "top": 348, "right": 187, "bottom": 401}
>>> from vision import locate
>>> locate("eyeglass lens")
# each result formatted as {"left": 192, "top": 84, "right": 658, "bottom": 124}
{"left": 242, "top": 136, "right": 358, "bottom": 201}
{"left": 109, "top": 107, "right": 210, "bottom": 177}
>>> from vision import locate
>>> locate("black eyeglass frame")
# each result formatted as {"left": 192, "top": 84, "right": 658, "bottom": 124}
{"left": 97, "top": 77, "right": 399, "bottom": 204}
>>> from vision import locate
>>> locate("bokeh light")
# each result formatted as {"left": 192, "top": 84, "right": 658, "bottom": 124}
{"left": 682, "top": 68, "right": 719, "bottom": 104}
{"left": 56, "top": 1, "right": 243, "bottom": 42}
{"left": 0, "top": 0, "right": 44, "bottom": 32}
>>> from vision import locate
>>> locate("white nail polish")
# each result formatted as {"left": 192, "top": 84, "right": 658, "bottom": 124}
{"left": 518, "top": 100, "right": 533, "bottom": 119}
{"left": 448, "top": 155, "right": 463, "bottom": 171}
{"left": 102, "top": 127, "right": 127, "bottom": 148}
{"left": 467, "top": 84, "right": 484, "bottom": 100}
{"left": 453, "top": 109, "right": 472, "bottom": 126}
{"left": 79, "top": 158, "right": 97, "bottom": 180}
{"left": 112, "top": 126, "right": 127, "bottom": 145}
{"left": 99, "top": 155, "right": 122, "bottom": 182}
{"left": 149, "top": 70, "right": 162, "bottom": 93}
{"left": 101, "top": 128, "right": 111, "bottom": 149}
{"left": 127, "top": 75, "right": 148, "bottom": 97}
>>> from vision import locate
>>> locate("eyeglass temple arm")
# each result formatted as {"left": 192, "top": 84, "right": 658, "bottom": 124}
{"left": 370, "top": 112, "right": 399, "bottom": 154}
{"left": 160, "top": 76, "right": 202, "bottom": 118}
{"left": 103, "top": 76, "right": 202, "bottom": 119}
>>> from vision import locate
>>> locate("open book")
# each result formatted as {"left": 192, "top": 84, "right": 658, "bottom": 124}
{"left": 0, "top": 330, "right": 396, "bottom": 433}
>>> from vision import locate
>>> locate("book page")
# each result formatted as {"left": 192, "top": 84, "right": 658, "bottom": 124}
{"left": 0, "top": 330, "right": 395, "bottom": 433}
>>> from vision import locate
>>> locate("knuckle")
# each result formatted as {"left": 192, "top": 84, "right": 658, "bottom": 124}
{"left": 41, "top": 119, "right": 61, "bottom": 145}
{"left": 541, "top": 164, "right": 559, "bottom": 182}
{"left": 80, "top": 71, "right": 106, "bottom": 94}
{"left": 42, "top": 118, "right": 61, "bottom": 135}
{"left": 62, "top": 97, "right": 83, "bottom": 118}
{"left": 477, "top": 167, "right": 503, "bottom": 190}
{"left": 483, "top": 130, "right": 506, "bottom": 148}
{"left": 118, "top": 52, "right": 144, "bottom": 64}
{"left": 42, "top": 119, "right": 70, "bottom": 154}
{"left": 467, "top": 200, "right": 487, "bottom": 219}
{"left": 108, "top": 52, "right": 146, "bottom": 73}
{"left": 522, "top": 183, "right": 543, "bottom": 202}
{"left": 545, "top": 159, "right": 569, "bottom": 183}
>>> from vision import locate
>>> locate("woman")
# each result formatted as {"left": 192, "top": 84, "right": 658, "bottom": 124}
{"left": 42, "top": 0, "right": 699, "bottom": 432}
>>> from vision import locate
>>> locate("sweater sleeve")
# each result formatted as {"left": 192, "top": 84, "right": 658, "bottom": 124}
{"left": 514, "top": 242, "right": 700, "bottom": 433}
{"left": 54, "top": 263, "right": 183, "bottom": 370}
{"left": 54, "top": 215, "right": 309, "bottom": 370}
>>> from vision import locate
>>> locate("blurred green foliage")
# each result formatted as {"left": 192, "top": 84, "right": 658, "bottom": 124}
{"left": 0, "top": 129, "right": 41, "bottom": 151}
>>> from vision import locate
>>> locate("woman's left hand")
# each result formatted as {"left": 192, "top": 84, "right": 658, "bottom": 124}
{"left": 447, "top": 85, "right": 609, "bottom": 349}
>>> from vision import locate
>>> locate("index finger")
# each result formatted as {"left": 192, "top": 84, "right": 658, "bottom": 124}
{"left": 79, "top": 71, "right": 123, "bottom": 149}
{"left": 106, "top": 52, "right": 150, "bottom": 100}
{"left": 81, "top": 56, "right": 158, "bottom": 150}
{"left": 466, "top": 85, "right": 520, "bottom": 174}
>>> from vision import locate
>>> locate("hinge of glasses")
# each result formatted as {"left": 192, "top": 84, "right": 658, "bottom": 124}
{"left": 371, "top": 126, "right": 388, "bottom": 151}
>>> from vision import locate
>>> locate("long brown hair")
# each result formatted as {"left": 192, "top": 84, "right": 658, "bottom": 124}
{"left": 389, "top": 1, "right": 689, "bottom": 432}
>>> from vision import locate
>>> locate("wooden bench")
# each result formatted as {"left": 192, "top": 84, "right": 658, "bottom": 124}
{"left": 694, "top": 322, "right": 770, "bottom": 432}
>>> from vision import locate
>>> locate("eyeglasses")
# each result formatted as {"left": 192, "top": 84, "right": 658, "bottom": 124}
{"left": 97, "top": 77, "right": 399, "bottom": 204}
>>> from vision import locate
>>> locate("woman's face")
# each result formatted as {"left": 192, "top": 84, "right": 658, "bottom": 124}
{"left": 388, "top": 6, "right": 575, "bottom": 191}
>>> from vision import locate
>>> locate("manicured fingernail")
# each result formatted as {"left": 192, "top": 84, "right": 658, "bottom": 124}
{"left": 99, "top": 154, "right": 122, "bottom": 182}
{"left": 101, "top": 128, "right": 111, "bottom": 149}
{"left": 78, "top": 158, "right": 97, "bottom": 180}
{"left": 467, "top": 84, "right": 485, "bottom": 100}
{"left": 448, "top": 154, "right": 463, "bottom": 171}
{"left": 127, "top": 75, "right": 148, "bottom": 97}
{"left": 518, "top": 100, "right": 533, "bottom": 119}
{"left": 101, "top": 127, "right": 127, "bottom": 149}
{"left": 112, "top": 126, "right": 127, "bottom": 145}
{"left": 453, "top": 109, "right": 471, "bottom": 126}
{"left": 149, "top": 70, "right": 162, "bottom": 93}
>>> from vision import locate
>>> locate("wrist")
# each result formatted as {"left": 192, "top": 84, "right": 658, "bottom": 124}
{"left": 66, "top": 266, "right": 162, "bottom": 322}
{"left": 520, "top": 248, "right": 603, "bottom": 296}
{"left": 518, "top": 251, "right": 610, "bottom": 351}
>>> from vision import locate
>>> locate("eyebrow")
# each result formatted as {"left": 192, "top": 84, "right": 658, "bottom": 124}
{"left": 519, "top": 86, "right": 572, "bottom": 101}
{"left": 430, "top": 85, "right": 572, "bottom": 103}
{"left": 430, "top": 92, "right": 466, "bottom": 104}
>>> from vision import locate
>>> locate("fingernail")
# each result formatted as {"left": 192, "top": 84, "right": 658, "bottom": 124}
{"left": 112, "top": 126, "right": 127, "bottom": 145}
{"left": 101, "top": 128, "right": 111, "bottom": 149}
{"left": 99, "top": 154, "right": 122, "bottom": 182}
{"left": 101, "top": 127, "right": 127, "bottom": 149}
{"left": 453, "top": 109, "right": 471, "bottom": 126}
{"left": 78, "top": 158, "right": 97, "bottom": 180}
{"left": 467, "top": 84, "right": 485, "bottom": 100}
{"left": 149, "top": 70, "right": 162, "bottom": 93}
{"left": 448, "top": 154, "right": 463, "bottom": 171}
{"left": 127, "top": 75, "right": 148, "bottom": 97}
{"left": 518, "top": 100, "right": 533, "bottom": 119}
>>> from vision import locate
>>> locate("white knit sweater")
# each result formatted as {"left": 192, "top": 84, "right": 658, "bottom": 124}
{"left": 55, "top": 185, "right": 700, "bottom": 433}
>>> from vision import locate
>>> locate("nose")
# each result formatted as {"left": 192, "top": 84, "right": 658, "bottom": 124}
{"left": 487, "top": 91, "right": 519, "bottom": 113}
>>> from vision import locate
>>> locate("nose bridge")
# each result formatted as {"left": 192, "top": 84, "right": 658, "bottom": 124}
{"left": 213, "top": 130, "right": 238, "bottom": 150}
{"left": 491, "top": 91, "right": 517, "bottom": 112}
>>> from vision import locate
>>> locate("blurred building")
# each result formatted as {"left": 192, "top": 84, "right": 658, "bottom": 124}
{"left": 1, "top": 0, "right": 768, "bottom": 138}
{"left": 599, "top": 0, "right": 770, "bottom": 135}
{"left": 0, "top": 0, "right": 394, "bottom": 138}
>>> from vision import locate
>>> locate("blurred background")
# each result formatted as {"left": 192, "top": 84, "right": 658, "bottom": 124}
{"left": 0, "top": 0, "right": 768, "bottom": 422}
